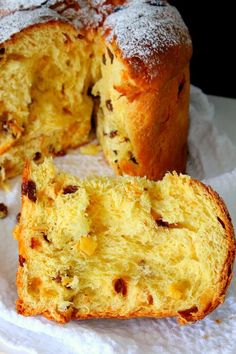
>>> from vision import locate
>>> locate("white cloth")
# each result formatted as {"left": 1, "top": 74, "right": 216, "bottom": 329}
{"left": 0, "top": 86, "right": 236, "bottom": 354}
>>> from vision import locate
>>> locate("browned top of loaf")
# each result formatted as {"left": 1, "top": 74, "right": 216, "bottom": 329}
{"left": 0, "top": 0, "right": 192, "bottom": 85}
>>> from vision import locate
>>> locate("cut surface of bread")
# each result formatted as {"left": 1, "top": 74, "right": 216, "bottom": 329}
{"left": 0, "top": 1, "right": 192, "bottom": 183}
{"left": 0, "top": 23, "right": 98, "bottom": 179}
{"left": 14, "top": 159, "right": 235, "bottom": 324}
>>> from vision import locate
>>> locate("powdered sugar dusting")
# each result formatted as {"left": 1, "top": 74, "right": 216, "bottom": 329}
{"left": 0, "top": 1, "right": 56, "bottom": 18}
{"left": 0, "top": 7, "right": 62, "bottom": 44}
{"left": 71, "top": 6, "right": 102, "bottom": 28}
{"left": 0, "top": 0, "right": 191, "bottom": 80}
{"left": 0, "top": 1, "right": 112, "bottom": 44}
{"left": 49, "top": 0, "right": 104, "bottom": 29}
{"left": 0, "top": 1, "right": 48, "bottom": 12}
{"left": 89, "top": 0, "right": 107, "bottom": 6}
{"left": 51, "top": 0, "right": 112, "bottom": 28}
{"left": 47, "top": 0, "right": 112, "bottom": 29}
{"left": 105, "top": 0, "right": 192, "bottom": 78}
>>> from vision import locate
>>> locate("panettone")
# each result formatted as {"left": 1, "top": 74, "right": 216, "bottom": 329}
{"left": 0, "top": 0, "right": 192, "bottom": 183}
{"left": 14, "top": 159, "right": 235, "bottom": 324}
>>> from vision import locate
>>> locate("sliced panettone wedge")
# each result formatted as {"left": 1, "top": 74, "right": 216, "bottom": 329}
{"left": 14, "top": 159, "right": 235, "bottom": 324}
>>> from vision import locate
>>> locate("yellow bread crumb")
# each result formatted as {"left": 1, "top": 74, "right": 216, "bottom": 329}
{"left": 80, "top": 144, "right": 102, "bottom": 156}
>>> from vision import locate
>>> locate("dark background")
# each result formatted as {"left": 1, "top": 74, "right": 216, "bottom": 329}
{"left": 169, "top": 1, "right": 235, "bottom": 98}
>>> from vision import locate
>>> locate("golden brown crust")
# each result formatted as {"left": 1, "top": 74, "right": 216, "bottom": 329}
{"left": 176, "top": 179, "right": 236, "bottom": 324}
{"left": 16, "top": 165, "right": 235, "bottom": 324}
{"left": 103, "top": 1, "right": 192, "bottom": 87}
{"left": 113, "top": 65, "right": 190, "bottom": 180}
{"left": 112, "top": 39, "right": 192, "bottom": 90}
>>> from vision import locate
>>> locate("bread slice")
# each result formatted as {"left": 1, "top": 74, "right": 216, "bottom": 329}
{"left": 14, "top": 159, "right": 235, "bottom": 324}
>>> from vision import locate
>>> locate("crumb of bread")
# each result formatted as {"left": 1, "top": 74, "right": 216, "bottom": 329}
{"left": 15, "top": 159, "right": 235, "bottom": 324}
{"left": 80, "top": 144, "right": 102, "bottom": 155}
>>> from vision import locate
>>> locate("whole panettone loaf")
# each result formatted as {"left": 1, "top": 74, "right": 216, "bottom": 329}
{"left": 14, "top": 159, "right": 235, "bottom": 324}
{"left": 0, "top": 0, "right": 192, "bottom": 183}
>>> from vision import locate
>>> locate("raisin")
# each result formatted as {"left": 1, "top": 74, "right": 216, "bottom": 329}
{"left": 109, "top": 130, "right": 118, "bottom": 138}
{"left": 49, "top": 145, "right": 66, "bottom": 157}
{"left": 114, "top": 159, "right": 118, "bottom": 163}
{"left": 30, "top": 237, "right": 41, "bottom": 249}
{"left": 53, "top": 274, "right": 62, "bottom": 283}
{"left": 87, "top": 87, "right": 92, "bottom": 96}
{"left": 107, "top": 48, "right": 114, "bottom": 64}
{"left": 217, "top": 217, "right": 225, "bottom": 229}
{"left": 43, "top": 233, "right": 50, "bottom": 243}
{"left": 77, "top": 34, "right": 84, "bottom": 39}
{"left": 33, "top": 152, "right": 42, "bottom": 162}
{"left": 155, "top": 219, "right": 170, "bottom": 227}
{"left": 129, "top": 153, "right": 138, "bottom": 165}
{"left": 113, "top": 150, "right": 118, "bottom": 155}
{"left": 155, "top": 218, "right": 179, "bottom": 229}
{"left": 63, "top": 107, "right": 72, "bottom": 114}
{"left": 16, "top": 212, "right": 21, "bottom": 223}
{"left": 123, "top": 137, "right": 130, "bottom": 142}
{"left": 147, "top": 294, "right": 153, "bottom": 305}
{"left": 22, "top": 180, "right": 37, "bottom": 202}
{"left": 139, "top": 259, "right": 145, "bottom": 267}
{"left": 0, "top": 47, "right": 5, "bottom": 55}
{"left": 130, "top": 156, "right": 138, "bottom": 164}
{"left": 0, "top": 203, "right": 8, "bottom": 219}
{"left": 19, "top": 255, "right": 26, "bottom": 267}
{"left": 114, "top": 278, "right": 127, "bottom": 296}
{"left": 106, "top": 100, "right": 113, "bottom": 112}
{"left": 61, "top": 84, "right": 65, "bottom": 95}
{"left": 102, "top": 54, "right": 106, "bottom": 65}
{"left": 63, "top": 185, "right": 78, "bottom": 194}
